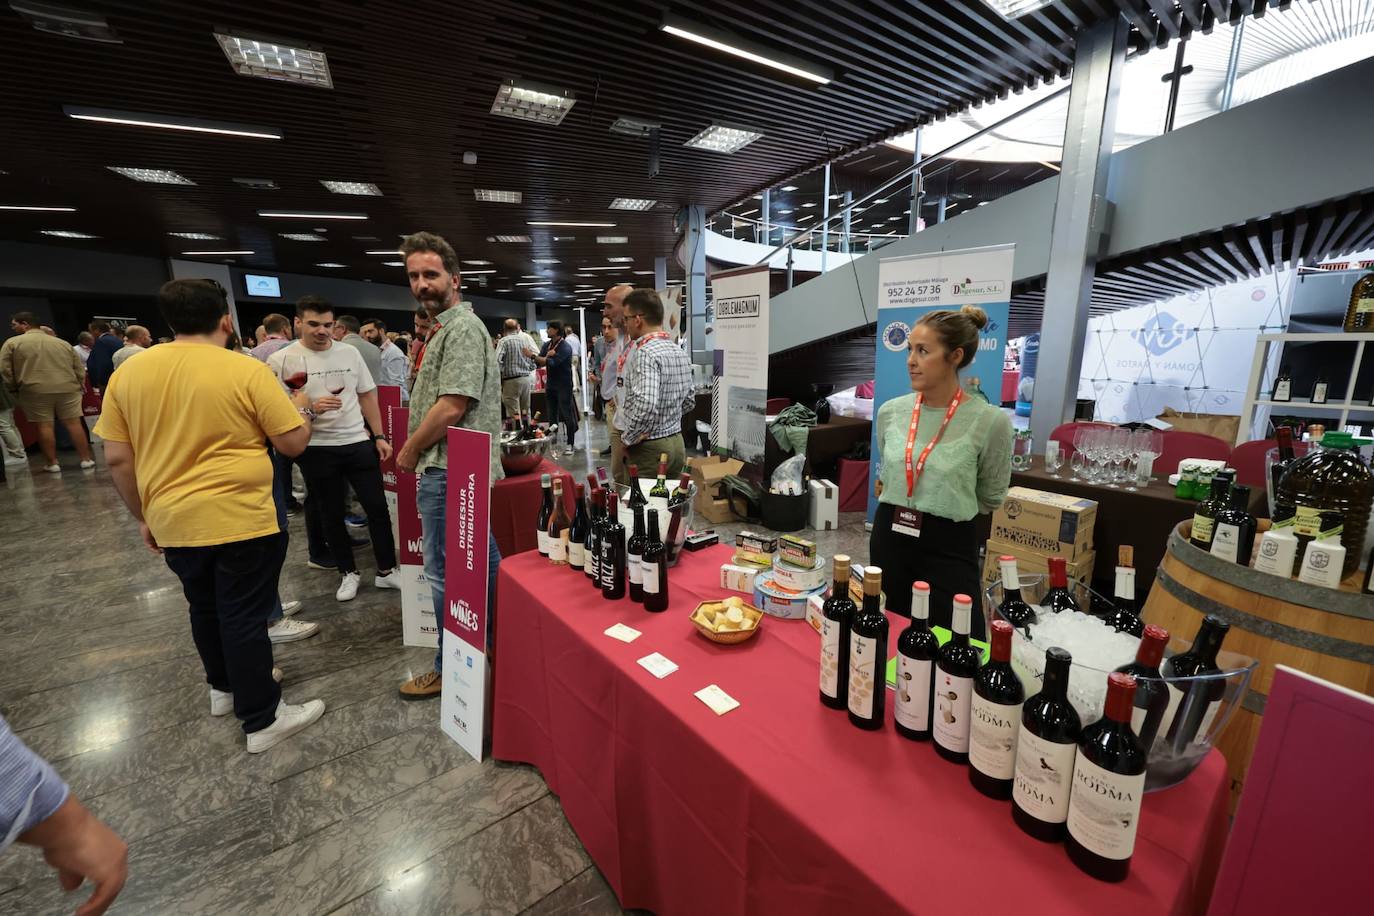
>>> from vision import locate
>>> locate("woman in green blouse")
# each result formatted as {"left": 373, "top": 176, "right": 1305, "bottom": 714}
{"left": 870, "top": 305, "right": 1012, "bottom": 635}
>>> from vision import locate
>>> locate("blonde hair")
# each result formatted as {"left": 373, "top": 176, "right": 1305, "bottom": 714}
{"left": 916, "top": 304, "right": 987, "bottom": 369}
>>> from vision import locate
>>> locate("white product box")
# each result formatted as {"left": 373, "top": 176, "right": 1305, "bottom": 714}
{"left": 719, "top": 563, "right": 758, "bottom": 594}
{"left": 808, "top": 478, "right": 838, "bottom": 530}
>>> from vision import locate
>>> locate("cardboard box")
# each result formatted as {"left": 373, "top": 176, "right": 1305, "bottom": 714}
{"left": 720, "top": 564, "right": 758, "bottom": 594}
{"left": 989, "top": 486, "right": 1097, "bottom": 560}
{"left": 778, "top": 534, "right": 817, "bottom": 568}
{"left": 982, "top": 540, "right": 1095, "bottom": 609}
{"left": 689, "top": 455, "right": 745, "bottom": 525}
{"left": 808, "top": 478, "right": 838, "bottom": 530}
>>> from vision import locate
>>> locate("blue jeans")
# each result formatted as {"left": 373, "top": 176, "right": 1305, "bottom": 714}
{"left": 419, "top": 467, "right": 502, "bottom": 674}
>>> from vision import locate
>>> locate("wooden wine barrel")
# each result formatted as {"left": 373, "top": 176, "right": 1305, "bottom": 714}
{"left": 1142, "top": 523, "right": 1374, "bottom": 811}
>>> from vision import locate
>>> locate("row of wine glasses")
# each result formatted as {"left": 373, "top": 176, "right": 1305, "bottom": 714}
{"left": 1053, "top": 427, "right": 1162, "bottom": 490}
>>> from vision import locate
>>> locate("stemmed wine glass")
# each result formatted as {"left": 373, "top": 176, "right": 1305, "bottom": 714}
{"left": 1129, "top": 428, "right": 1163, "bottom": 490}
{"left": 280, "top": 353, "right": 308, "bottom": 393}
{"left": 1045, "top": 440, "right": 1063, "bottom": 478}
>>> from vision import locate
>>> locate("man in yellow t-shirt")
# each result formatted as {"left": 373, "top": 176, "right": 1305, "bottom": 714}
{"left": 93, "top": 279, "right": 326, "bottom": 754}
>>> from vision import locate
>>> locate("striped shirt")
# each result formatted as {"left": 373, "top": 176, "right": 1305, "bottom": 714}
{"left": 0, "top": 714, "right": 68, "bottom": 849}
{"left": 497, "top": 334, "right": 535, "bottom": 379}
{"left": 617, "top": 334, "right": 696, "bottom": 445}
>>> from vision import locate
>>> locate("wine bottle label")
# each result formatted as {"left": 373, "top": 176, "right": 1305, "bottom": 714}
{"left": 820, "top": 619, "right": 843, "bottom": 699}
{"left": 1210, "top": 523, "right": 1242, "bottom": 562}
{"left": 537, "top": 530, "right": 550, "bottom": 554}
{"left": 1067, "top": 756, "right": 1146, "bottom": 861}
{"left": 627, "top": 552, "right": 643, "bottom": 584}
{"left": 1191, "top": 514, "right": 1215, "bottom": 545}
{"left": 969, "top": 695, "right": 1021, "bottom": 779}
{"left": 650, "top": 496, "right": 670, "bottom": 518}
{"left": 1161, "top": 684, "right": 1220, "bottom": 746}
{"left": 848, "top": 632, "right": 878, "bottom": 719}
{"left": 599, "top": 552, "right": 617, "bottom": 589}
{"left": 1273, "top": 380, "right": 1291, "bottom": 400}
{"left": 642, "top": 560, "right": 661, "bottom": 594}
{"left": 1312, "top": 383, "right": 1328, "bottom": 402}
{"left": 932, "top": 670, "right": 973, "bottom": 753}
{"left": 895, "top": 656, "right": 933, "bottom": 732}
{"left": 549, "top": 530, "right": 568, "bottom": 564}
{"left": 1013, "top": 730, "right": 1077, "bottom": 824}
{"left": 1357, "top": 296, "right": 1374, "bottom": 315}
{"left": 569, "top": 542, "right": 586, "bottom": 567}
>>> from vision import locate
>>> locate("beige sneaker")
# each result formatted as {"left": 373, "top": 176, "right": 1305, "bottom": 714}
{"left": 398, "top": 670, "right": 442, "bottom": 701}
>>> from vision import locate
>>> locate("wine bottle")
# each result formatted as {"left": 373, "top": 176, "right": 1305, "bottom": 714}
{"left": 894, "top": 582, "right": 939, "bottom": 739}
{"left": 847, "top": 567, "right": 888, "bottom": 730}
{"left": 1272, "top": 365, "right": 1292, "bottom": 402}
{"left": 1209, "top": 483, "right": 1257, "bottom": 565}
{"left": 1043, "top": 556, "right": 1080, "bottom": 614}
{"left": 586, "top": 487, "right": 604, "bottom": 589}
{"left": 663, "top": 471, "right": 692, "bottom": 564}
{"left": 1311, "top": 373, "right": 1329, "bottom": 404}
{"left": 1189, "top": 471, "right": 1234, "bottom": 550}
{"left": 626, "top": 463, "right": 647, "bottom": 513}
{"left": 997, "top": 556, "right": 1037, "bottom": 633}
{"left": 969, "top": 619, "right": 1026, "bottom": 799}
{"left": 819, "top": 555, "right": 857, "bottom": 710}
{"left": 1269, "top": 426, "right": 1296, "bottom": 508}
{"left": 1113, "top": 624, "right": 1170, "bottom": 751}
{"left": 536, "top": 473, "right": 553, "bottom": 557}
{"left": 648, "top": 453, "right": 671, "bottom": 518}
{"left": 1162, "top": 615, "right": 1230, "bottom": 752}
{"left": 568, "top": 483, "right": 590, "bottom": 572}
{"left": 1344, "top": 266, "right": 1374, "bottom": 332}
{"left": 641, "top": 509, "right": 668, "bottom": 612}
{"left": 933, "top": 594, "right": 980, "bottom": 762}
{"left": 1103, "top": 546, "right": 1143, "bottom": 637}
{"left": 1066, "top": 673, "right": 1147, "bottom": 883}
{"left": 625, "top": 505, "right": 647, "bottom": 604}
{"left": 599, "top": 492, "right": 626, "bottom": 600}
{"left": 1012, "top": 647, "right": 1082, "bottom": 842}
{"left": 547, "top": 478, "right": 571, "bottom": 566}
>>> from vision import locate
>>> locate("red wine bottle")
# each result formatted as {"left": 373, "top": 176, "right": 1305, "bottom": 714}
{"left": 547, "top": 478, "right": 571, "bottom": 565}
{"left": 599, "top": 492, "right": 626, "bottom": 600}
{"left": 1043, "top": 556, "right": 1080, "bottom": 614}
{"left": 1012, "top": 647, "right": 1081, "bottom": 842}
{"left": 894, "top": 582, "right": 939, "bottom": 739}
{"left": 1162, "top": 614, "right": 1230, "bottom": 752}
{"left": 847, "top": 567, "right": 888, "bottom": 731}
{"left": 585, "top": 487, "right": 604, "bottom": 589}
{"left": 1103, "top": 546, "right": 1144, "bottom": 637}
{"left": 933, "top": 594, "right": 980, "bottom": 762}
{"left": 969, "top": 619, "right": 1026, "bottom": 800}
{"left": 626, "top": 463, "right": 647, "bottom": 512}
{"left": 819, "top": 555, "right": 857, "bottom": 710}
{"left": 535, "top": 473, "right": 553, "bottom": 557}
{"left": 1113, "top": 624, "right": 1170, "bottom": 751}
{"left": 997, "top": 556, "right": 1037, "bottom": 633}
{"left": 568, "top": 483, "right": 590, "bottom": 572}
{"left": 1066, "top": 673, "right": 1147, "bottom": 883}
{"left": 625, "top": 506, "right": 647, "bottom": 604}
{"left": 640, "top": 509, "right": 668, "bottom": 612}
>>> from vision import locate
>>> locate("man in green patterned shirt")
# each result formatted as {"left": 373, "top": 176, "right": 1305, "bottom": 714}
{"left": 393, "top": 231, "right": 504, "bottom": 701}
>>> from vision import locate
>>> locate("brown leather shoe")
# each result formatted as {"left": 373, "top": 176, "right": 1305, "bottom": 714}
{"left": 398, "top": 670, "right": 442, "bottom": 700}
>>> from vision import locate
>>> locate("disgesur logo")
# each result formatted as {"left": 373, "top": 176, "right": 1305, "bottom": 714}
{"left": 1131, "top": 312, "right": 1196, "bottom": 357}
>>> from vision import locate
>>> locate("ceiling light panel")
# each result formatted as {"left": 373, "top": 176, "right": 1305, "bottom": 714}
{"left": 495, "top": 235, "right": 531, "bottom": 243}
{"left": 382, "top": 260, "right": 403, "bottom": 266}
{"left": 364, "top": 249, "right": 399, "bottom": 255}
{"left": 40, "top": 230, "right": 98, "bottom": 238}
{"left": 257, "top": 210, "right": 366, "bottom": 219}
{"left": 64, "top": 105, "right": 282, "bottom": 140}
{"left": 660, "top": 15, "right": 833, "bottom": 85}
{"left": 1, "top": 205, "right": 75, "bottom": 211}
{"left": 528, "top": 220, "right": 616, "bottom": 228}
{"left": 463, "top": 260, "right": 493, "bottom": 266}
{"left": 596, "top": 236, "right": 629, "bottom": 244}
{"left": 782, "top": 185, "right": 799, "bottom": 191}
{"left": 320, "top": 180, "right": 381, "bottom": 196}
{"left": 608, "top": 198, "right": 656, "bottom": 211}
{"left": 215, "top": 31, "right": 333, "bottom": 88}
{"left": 280, "top": 233, "right": 326, "bottom": 241}
{"left": 474, "top": 189, "right": 522, "bottom": 203}
{"left": 168, "top": 232, "right": 221, "bottom": 239}
{"left": 553, "top": 235, "right": 576, "bottom": 242}
{"left": 462, "top": 269, "right": 497, "bottom": 274}
{"left": 607, "top": 257, "right": 634, "bottom": 263}
{"left": 632, "top": 270, "right": 655, "bottom": 275}
{"left": 107, "top": 166, "right": 194, "bottom": 185}
{"left": 683, "top": 124, "right": 762, "bottom": 154}
{"left": 979, "top": 0, "right": 1057, "bottom": 19}
{"left": 316, "top": 262, "right": 346, "bottom": 268}
{"left": 532, "top": 258, "right": 560, "bottom": 264}
{"left": 182, "top": 249, "right": 253, "bottom": 255}
{"left": 490, "top": 80, "right": 576, "bottom": 125}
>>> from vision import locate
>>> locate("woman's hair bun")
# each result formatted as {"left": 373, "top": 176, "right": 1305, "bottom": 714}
{"left": 959, "top": 304, "right": 988, "bottom": 330}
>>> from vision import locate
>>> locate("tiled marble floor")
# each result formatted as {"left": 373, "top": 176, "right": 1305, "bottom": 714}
{"left": 0, "top": 418, "right": 872, "bottom": 915}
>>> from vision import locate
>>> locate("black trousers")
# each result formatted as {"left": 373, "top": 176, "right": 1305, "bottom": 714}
{"left": 869, "top": 502, "right": 985, "bottom": 638}
{"left": 297, "top": 440, "right": 397, "bottom": 574}
{"left": 546, "top": 383, "right": 578, "bottom": 442}
{"left": 164, "top": 532, "right": 286, "bottom": 733}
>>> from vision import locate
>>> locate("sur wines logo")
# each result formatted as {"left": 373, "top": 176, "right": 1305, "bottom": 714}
{"left": 1131, "top": 312, "right": 1196, "bottom": 356}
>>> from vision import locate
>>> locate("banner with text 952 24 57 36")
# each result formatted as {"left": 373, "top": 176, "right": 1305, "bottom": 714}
{"left": 867, "top": 244, "right": 1013, "bottom": 523}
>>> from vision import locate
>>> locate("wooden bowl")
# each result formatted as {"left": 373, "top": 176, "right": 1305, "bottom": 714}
{"left": 691, "top": 600, "right": 764, "bottom": 645}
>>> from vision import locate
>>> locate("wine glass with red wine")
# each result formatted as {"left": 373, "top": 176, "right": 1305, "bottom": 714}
{"left": 280, "top": 353, "right": 308, "bottom": 392}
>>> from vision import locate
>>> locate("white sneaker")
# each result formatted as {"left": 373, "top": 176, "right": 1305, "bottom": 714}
{"left": 374, "top": 569, "right": 401, "bottom": 590}
{"left": 267, "top": 617, "right": 319, "bottom": 644}
{"left": 246, "top": 699, "right": 326, "bottom": 753}
{"left": 281, "top": 599, "right": 302, "bottom": 617}
{"left": 564, "top": 445, "right": 575, "bottom": 456}
{"left": 80, "top": 459, "right": 95, "bottom": 469}
{"left": 210, "top": 667, "right": 284, "bottom": 716}
{"left": 43, "top": 464, "right": 60, "bottom": 474}
{"left": 336, "top": 571, "right": 361, "bottom": 602}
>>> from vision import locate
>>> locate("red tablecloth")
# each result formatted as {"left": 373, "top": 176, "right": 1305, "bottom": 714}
{"left": 492, "top": 545, "right": 1231, "bottom": 916}
{"left": 490, "top": 457, "right": 575, "bottom": 559}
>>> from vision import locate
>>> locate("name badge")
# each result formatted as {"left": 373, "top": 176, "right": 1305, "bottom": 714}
{"left": 892, "top": 508, "right": 924, "bottom": 538}
{"left": 616, "top": 376, "right": 625, "bottom": 388}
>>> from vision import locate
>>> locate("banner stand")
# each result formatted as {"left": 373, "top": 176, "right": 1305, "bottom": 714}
{"left": 709, "top": 264, "right": 771, "bottom": 467}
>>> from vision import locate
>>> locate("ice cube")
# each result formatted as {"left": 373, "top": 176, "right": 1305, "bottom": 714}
{"left": 1007, "top": 606, "right": 1141, "bottom": 722}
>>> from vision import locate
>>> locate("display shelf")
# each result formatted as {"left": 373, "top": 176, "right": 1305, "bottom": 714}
{"left": 1239, "top": 331, "right": 1374, "bottom": 444}
{"left": 1254, "top": 399, "right": 1374, "bottom": 412}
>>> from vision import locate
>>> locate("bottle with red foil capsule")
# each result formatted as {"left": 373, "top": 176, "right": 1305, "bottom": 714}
{"left": 969, "top": 619, "right": 1025, "bottom": 799}
{"left": 1042, "top": 556, "right": 1080, "bottom": 614}
{"left": 1113, "top": 624, "right": 1170, "bottom": 751}
{"left": 1066, "top": 673, "right": 1148, "bottom": 883}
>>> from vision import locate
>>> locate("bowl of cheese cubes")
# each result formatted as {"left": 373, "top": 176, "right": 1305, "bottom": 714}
{"left": 691, "top": 596, "right": 764, "bottom": 645}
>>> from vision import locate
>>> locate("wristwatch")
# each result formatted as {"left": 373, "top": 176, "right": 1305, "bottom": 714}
{"left": 371, "top": 433, "right": 388, "bottom": 443}
{"left": 298, "top": 406, "right": 317, "bottom": 421}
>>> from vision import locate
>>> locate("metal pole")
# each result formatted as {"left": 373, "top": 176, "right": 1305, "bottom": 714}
{"left": 821, "top": 162, "right": 831, "bottom": 274}
{"left": 841, "top": 190, "right": 852, "bottom": 252}
{"left": 685, "top": 205, "right": 709, "bottom": 366}
{"left": 1220, "top": 17, "right": 1246, "bottom": 113}
{"left": 761, "top": 189, "right": 771, "bottom": 248}
{"left": 786, "top": 247, "right": 794, "bottom": 290}
{"left": 577, "top": 306, "right": 590, "bottom": 415}
{"left": 1162, "top": 40, "right": 1188, "bottom": 133}
{"left": 908, "top": 129, "right": 922, "bottom": 235}
{"left": 937, "top": 195, "right": 948, "bottom": 224}
{"left": 654, "top": 255, "right": 667, "bottom": 290}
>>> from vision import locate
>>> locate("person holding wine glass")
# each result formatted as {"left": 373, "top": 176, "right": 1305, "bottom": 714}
{"left": 870, "top": 305, "right": 1013, "bottom": 635}
{"left": 268, "top": 296, "right": 400, "bottom": 603}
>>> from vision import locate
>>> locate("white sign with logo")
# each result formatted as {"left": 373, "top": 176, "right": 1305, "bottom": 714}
{"left": 1078, "top": 270, "right": 1295, "bottom": 425}
{"left": 709, "top": 264, "right": 771, "bottom": 463}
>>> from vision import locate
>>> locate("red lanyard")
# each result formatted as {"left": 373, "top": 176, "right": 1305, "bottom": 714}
{"left": 905, "top": 389, "right": 962, "bottom": 498}
{"left": 617, "top": 331, "right": 669, "bottom": 375}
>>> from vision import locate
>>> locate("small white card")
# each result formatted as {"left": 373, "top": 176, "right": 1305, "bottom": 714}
{"left": 694, "top": 684, "right": 740, "bottom": 716}
{"left": 603, "top": 623, "right": 642, "bottom": 643}
{"left": 636, "top": 652, "right": 679, "bottom": 679}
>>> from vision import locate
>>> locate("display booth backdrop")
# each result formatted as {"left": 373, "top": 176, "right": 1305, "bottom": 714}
{"left": 709, "top": 265, "right": 771, "bottom": 465}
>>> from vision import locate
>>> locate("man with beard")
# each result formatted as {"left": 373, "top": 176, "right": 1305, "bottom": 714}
{"left": 361, "top": 318, "right": 409, "bottom": 394}
{"left": 393, "top": 232, "right": 503, "bottom": 701}
{"left": 599, "top": 284, "right": 633, "bottom": 482}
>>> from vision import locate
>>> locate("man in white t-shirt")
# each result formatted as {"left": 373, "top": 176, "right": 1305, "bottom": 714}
{"left": 269, "top": 296, "right": 400, "bottom": 602}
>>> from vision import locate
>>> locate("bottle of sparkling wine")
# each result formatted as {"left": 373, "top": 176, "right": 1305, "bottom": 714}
{"left": 969, "top": 619, "right": 1025, "bottom": 800}
{"left": 894, "top": 582, "right": 939, "bottom": 740}
{"left": 1043, "top": 556, "right": 1080, "bottom": 614}
{"left": 819, "top": 555, "right": 858, "bottom": 710}
{"left": 568, "top": 483, "right": 590, "bottom": 572}
{"left": 933, "top": 594, "right": 981, "bottom": 763}
{"left": 997, "top": 555, "right": 1037, "bottom": 633}
{"left": 599, "top": 492, "right": 626, "bottom": 601}
{"left": 1012, "top": 647, "right": 1081, "bottom": 842}
{"left": 625, "top": 506, "right": 647, "bottom": 604}
{"left": 547, "top": 478, "right": 571, "bottom": 566}
{"left": 1103, "top": 546, "right": 1144, "bottom": 637}
{"left": 641, "top": 509, "right": 668, "bottom": 613}
{"left": 536, "top": 473, "right": 553, "bottom": 557}
{"left": 847, "top": 567, "right": 888, "bottom": 731}
{"left": 1162, "top": 615, "right": 1230, "bottom": 752}
{"left": 1067, "top": 673, "right": 1148, "bottom": 883}
{"left": 1113, "top": 624, "right": 1170, "bottom": 752}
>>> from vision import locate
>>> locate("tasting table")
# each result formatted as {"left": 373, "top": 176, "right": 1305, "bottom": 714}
{"left": 489, "top": 457, "right": 575, "bottom": 559}
{"left": 491, "top": 544, "right": 1231, "bottom": 916}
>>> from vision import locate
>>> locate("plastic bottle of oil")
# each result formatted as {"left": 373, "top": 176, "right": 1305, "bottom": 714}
{"left": 1275, "top": 430, "right": 1373, "bottom": 579}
